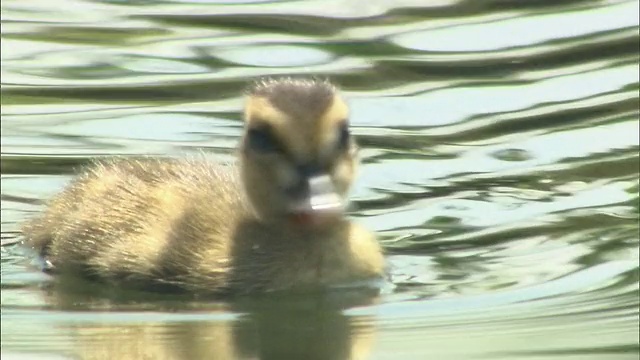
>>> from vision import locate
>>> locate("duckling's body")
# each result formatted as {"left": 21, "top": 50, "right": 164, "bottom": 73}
{"left": 21, "top": 78, "right": 384, "bottom": 295}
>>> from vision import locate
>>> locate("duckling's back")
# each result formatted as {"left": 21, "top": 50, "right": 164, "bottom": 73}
{"left": 22, "top": 157, "right": 249, "bottom": 292}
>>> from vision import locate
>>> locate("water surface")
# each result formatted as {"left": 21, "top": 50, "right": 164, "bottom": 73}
{"left": 1, "top": 0, "right": 639, "bottom": 359}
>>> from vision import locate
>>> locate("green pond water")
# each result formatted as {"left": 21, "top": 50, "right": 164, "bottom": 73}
{"left": 1, "top": 0, "right": 639, "bottom": 359}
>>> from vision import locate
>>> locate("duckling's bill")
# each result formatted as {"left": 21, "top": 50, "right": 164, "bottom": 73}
{"left": 288, "top": 174, "right": 345, "bottom": 225}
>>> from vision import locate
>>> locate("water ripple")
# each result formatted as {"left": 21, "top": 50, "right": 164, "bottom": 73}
{"left": 1, "top": 0, "right": 638, "bottom": 358}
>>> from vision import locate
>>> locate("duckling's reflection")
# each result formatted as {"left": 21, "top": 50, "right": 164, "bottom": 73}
{"left": 43, "top": 277, "right": 378, "bottom": 360}
{"left": 235, "top": 297, "right": 376, "bottom": 360}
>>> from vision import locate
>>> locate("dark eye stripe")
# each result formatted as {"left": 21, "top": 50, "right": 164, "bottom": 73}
{"left": 337, "top": 121, "right": 350, "bottom": 150}
{"left": 246, "top": 126, "right": 282, "bottom": 153}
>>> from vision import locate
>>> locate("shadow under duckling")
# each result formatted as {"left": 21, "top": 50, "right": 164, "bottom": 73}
{"left": 21, "top": 77, "right": 385, "bottom": 296}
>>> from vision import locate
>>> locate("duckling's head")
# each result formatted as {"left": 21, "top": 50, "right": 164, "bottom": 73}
{"left": 241, "top": 77, "right": 357, "bottom": 226}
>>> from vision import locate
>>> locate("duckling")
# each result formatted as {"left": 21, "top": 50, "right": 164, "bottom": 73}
{"left": 21, "top": 77, "right": 385, "bottom": 295}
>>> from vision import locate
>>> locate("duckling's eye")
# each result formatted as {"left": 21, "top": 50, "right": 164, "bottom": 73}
{"left": 337, "top": 121, "right": 350, "bottom": 150}
{"left": 247, "top": 127, "right": 281, "bottom": 153}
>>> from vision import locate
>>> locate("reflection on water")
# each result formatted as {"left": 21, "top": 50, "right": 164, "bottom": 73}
{"left": 6, "top": 276, "right": 377, "bottom": 360}
{"left": 1, "top": 0, "right": 639, "bottom": 359}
